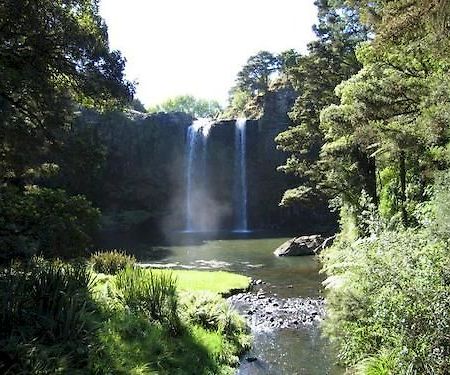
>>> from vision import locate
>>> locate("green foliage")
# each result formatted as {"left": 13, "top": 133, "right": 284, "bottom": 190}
{"left": 321, "top": 229, "right": 450, "bottom": 374}
{"left": 115, "top": 267, "right": 181, "bottom": 335}
{"left": 429, "top": 171, "right": 450, "bottom": 240}
{"left": 353, "top": 349, "right": 397, "bottom": 375}
{"left": 0, "top": 258, "right": 96, "bottom": 373}
{"left": 222, "top": 87, "right": 255, "bottom": 119}
{"left": 91, "top": 309, "right": 243, "bottom": 375}
{"left": 235, "top": 50, "right": 281, "bottom": 95}
{"left": 52, "top": 124, "right": 108, "bottom": 201}
{"left": 344, "top": 0, "right": 450, "bottom": 50}
{"left": 90, "top": 250, "right": 136, "bottom": 275}
{"left": 0, "top": 0, "right": 133, "bottom": 263}
{"left": 225, "top": 48, "right": 298, "bottom": 119}
{"left": 0, "top": 185, "right": 100, "bottom": 261}
{"left": 91, "top": 270, "right": 249, "bottom": 374}
{"left": 181, "top": 292, "right": 248, "bottom": 338}
{"left": 147, "top": 95, "right": 222, "bottom": 118}
{"left": 0, "top": 259, "right": 249, "bottom": 374}
{"left": 0, "top": 0, "right": 133, "bottom": 182}
{"left": 276, "top": 0, "right": 368, "bottom": 207}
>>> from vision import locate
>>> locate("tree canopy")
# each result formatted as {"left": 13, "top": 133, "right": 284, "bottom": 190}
{"left": 235, "top": 51, "right": 281, "bottom": 95}
{"left": 0, "top": 0, "right": 134, "bottom": 183}
{"left": 0, "top": 0, "right": 133, "bottom": 258}
{"left": 275, "top": 0, "right": 368, "bottom": 206}
{"left": 147, "top": 95, "right": 222, "bottom": 118}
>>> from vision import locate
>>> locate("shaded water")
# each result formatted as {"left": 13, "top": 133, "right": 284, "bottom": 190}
{"left": 135, "top": 232, "right": 342, "bottom": 374}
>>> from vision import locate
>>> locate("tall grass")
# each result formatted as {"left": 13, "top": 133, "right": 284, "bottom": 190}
{"left": 0, "top": 257, "right": 96, "bottom": 373}
{"left": 115, "top": 267, "right": 181, "bottom": 335}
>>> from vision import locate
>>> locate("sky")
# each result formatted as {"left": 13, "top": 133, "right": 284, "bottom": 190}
{"left": 99, "top": 0, "right": 318, "bottom": 108}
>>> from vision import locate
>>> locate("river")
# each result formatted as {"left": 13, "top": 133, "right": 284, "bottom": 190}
{"left": 105, "top": 231, "right": 341, "bottom": 374}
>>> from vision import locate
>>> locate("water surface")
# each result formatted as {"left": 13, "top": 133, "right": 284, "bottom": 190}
{"left": 113, "top": 232, "right": 341, "bottom": 374}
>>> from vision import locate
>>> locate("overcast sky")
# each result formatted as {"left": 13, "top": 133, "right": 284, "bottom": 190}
{"left": 99, "top": 0, "right": 318, "bottom": 108}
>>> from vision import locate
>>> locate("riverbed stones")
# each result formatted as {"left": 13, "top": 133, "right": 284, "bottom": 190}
{"left": 229, "top": 292, "right": 324, "bottom": 330}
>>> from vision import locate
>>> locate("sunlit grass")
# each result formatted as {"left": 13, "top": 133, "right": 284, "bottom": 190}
{"left": 88, "top": 267, "right": 251, "bottom": 374}
{"left": 93, "top": 268, "right": 250, "bottom": 296}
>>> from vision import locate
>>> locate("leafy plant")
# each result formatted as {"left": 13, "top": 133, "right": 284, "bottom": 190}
{"left": 181, "top": 292, "right": 248, "bottom": 338}
{"left": 0, "top": 258, "right": 96, "bottom": 373}
{"left": 321, "top": 229, "right": 450, "bottom": 374}
{"left": 90, "top": 250, "right": 136, "bottom": 275}
{"left": 115, "top": 267, "right": 181, "bottom": 335}
{"left": 0, "top": 185, "right": 100, "bottom": 261}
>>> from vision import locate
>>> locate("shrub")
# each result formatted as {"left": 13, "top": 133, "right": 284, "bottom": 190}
{"left": 181, "top": 292, "right": 248, "bottom": 337}
{"left": 115, "top": 267, "right": 181, "bottom": 335}
{"left": 0, "top": 258, "right": 96, "bottom": 373}
{"left": 0, "top": 185, "right": 100, "bottom": 261}
{"left": 90, "top": 250, "right": 136, "bottom": 275}
{"left": 321, "top": 230, "right": 450, "bottom": 374}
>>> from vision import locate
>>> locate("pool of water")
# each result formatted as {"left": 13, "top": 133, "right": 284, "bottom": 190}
{"left": 105, "top": 231, "right": 342, "bottom": 374}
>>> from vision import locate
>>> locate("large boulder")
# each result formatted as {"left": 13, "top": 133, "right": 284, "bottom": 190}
{"left": 274, "top": 235, "right": 334, "bottom": 256}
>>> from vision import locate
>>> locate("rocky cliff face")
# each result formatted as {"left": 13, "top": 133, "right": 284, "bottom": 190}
{"left": 71, "top": 101, "right": 336, "bottom": 238}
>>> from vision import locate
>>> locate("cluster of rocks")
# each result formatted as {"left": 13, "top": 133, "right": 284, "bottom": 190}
{"left": 229, "top": 290, "right": 325, "bottom": 331}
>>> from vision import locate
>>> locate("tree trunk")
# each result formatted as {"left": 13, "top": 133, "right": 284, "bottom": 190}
{"left": 399, "top": 151, "right": 408, "bottom": 226}
{"left": 355, "top": 147, "right": 378, "bottom": 206}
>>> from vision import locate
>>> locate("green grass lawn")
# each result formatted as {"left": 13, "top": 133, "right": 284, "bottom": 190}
{"left": 153, "top": 269, "right": 251, "bottom": 295}
{"left": 94, "top": 268, "right": 251, "bottom": 296}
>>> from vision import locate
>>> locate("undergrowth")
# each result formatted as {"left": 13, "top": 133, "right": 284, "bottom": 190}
{"left": 321, "top": 230, "right": 450, "bottom": 374}
{"left": 90, "top": 250, "right": 136, "bottom": 275}
{"left": 0, "top": 259, "right": 250, "bottom": 374}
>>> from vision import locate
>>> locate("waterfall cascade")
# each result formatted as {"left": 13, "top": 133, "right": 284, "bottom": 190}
{"left": 185, "top": 118, "right": 212, "bottom": 232}
{"left": 234, "top": 118, "right": 249, "bottom": 232}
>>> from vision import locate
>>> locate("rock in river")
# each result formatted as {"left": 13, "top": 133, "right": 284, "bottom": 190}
{"left": 273, "top": 234, "right": 335, "bottom": 256}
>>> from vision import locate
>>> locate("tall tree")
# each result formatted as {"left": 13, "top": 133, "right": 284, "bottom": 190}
{"left": 317, "top": 0, "right": 450, "bottom": 226}
{"left": 235, "top": 51, "right": 281, "bottom": 95}
{"left": 0, "top": 0, "right": 134, "bottom": 183}
{"left": 275, "top": 0, "right": 368, "bottom": 206}
{"left": 0, "top": 0, "right": 134, "bottom": 258}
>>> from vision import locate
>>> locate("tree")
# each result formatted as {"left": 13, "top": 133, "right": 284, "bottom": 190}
{"left": 344, "top": 0, "right": 450, "bottom": 44}
{"left": 275, "top": 0, "right": 368, "bottom": 206}
{"left": 147, "top": 95, "right": 222, "bottom": 118}
{"left": 278, "top": 49, "right": 301, "bottom": 76}
{"left": 130, "top": 98, "right": 147, "bottom": 112}
{"left": 0, "top": 0, "right": 133, "bottom": 258}
{"left": 0, "top": 0, "right": 134, "bottom": 183}
{"left": 235, "top": 51, "right": 281, "bottom": 95}
{"left": 317, "top": 0, "right": 450, "bottom": 226}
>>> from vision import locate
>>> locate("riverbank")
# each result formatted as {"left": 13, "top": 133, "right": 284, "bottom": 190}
{"left": 127, "top": 234, "right": 339, "bottom": 374}
{"left": 0, "top": 258, "right": 251, "bottom": 374}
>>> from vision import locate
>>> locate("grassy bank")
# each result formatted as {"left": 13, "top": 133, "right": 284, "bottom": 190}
{"left": 0, "top": 256, "right": 251, "bottom": 374}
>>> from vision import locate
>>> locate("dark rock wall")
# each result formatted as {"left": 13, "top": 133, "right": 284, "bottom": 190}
{"left": 73, "top": 103, "right": 335, "bottom": 236}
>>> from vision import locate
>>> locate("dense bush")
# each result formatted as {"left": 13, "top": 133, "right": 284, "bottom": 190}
{"left": 0, "top": 185, "right": 100, "bottom": 261}
{"left": 90, "top": 250, "right": 136, "bottom": 275}
{"left": 321, "top": 229, "right": 450, "bottom": 374}
{"left": 0, "top": 258, "right": 96, "bottom": 373}
{"left": 182, "top": 292, "right": 248, "bottom": 337}
{"left": 115, "top": 267, "right": 181, "bottom": 335}
{"left": 181, "top": 292, "right": 250, "bottom": 367}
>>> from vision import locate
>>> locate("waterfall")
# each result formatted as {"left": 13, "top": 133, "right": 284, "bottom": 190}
{"left": 185, "top": 118, "right": 212, "bottom": 232}
{"left": 234, "top": 118, "right": 249, "bottom": 232}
